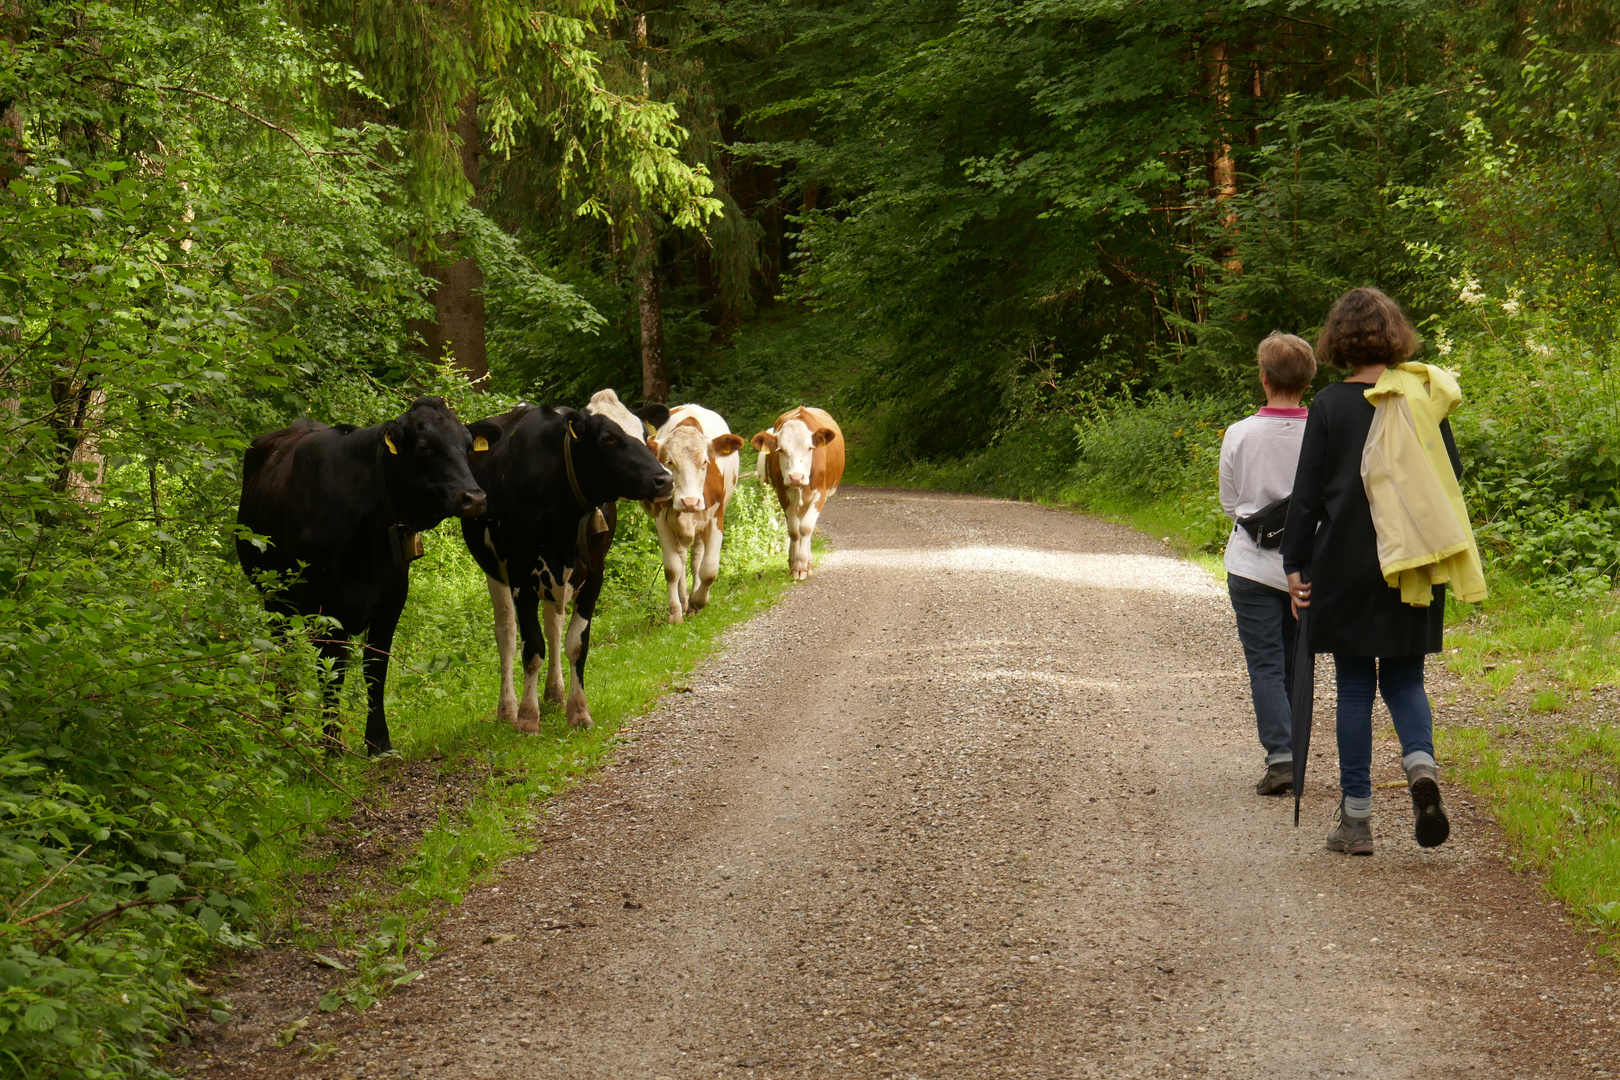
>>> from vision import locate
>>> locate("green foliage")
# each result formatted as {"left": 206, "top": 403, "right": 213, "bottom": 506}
{"left": 1072, "top": 395, "right": 1235, "bottom": 503}
{"left": 0, "top": 1, "right": 743, "bottom": 1074}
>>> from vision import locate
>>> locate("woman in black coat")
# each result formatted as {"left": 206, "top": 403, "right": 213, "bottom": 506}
{"left": 1281, "top": 287, "right": 1454, "bottom": 856}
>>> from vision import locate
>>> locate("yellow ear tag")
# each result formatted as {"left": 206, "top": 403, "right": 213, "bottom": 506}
{"left": 384, "top": 432, "right": 398, "bottom": 455}
{"left": 473, "top": 436, "right": 489, "bottom": 452}
{"left": 644, "top": 421, "right": 657, "bottom": 440}
{"left": 568, "top": 420, "right": 577, "bottom": 440}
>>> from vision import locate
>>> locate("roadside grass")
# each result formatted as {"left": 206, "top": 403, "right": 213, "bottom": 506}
{"left": 228, "top": 479, "right": 796, "bottom": 1011}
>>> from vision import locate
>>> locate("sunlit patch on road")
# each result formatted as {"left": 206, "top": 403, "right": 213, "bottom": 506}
{"left": 823, "top": 545, "right": 1222, "bottom": 597}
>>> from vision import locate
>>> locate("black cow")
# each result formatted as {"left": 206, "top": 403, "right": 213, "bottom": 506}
{"left": 237, "top": 396, "right": 486, "bottom": 756}
{"left": 462, "top": 390, "right": 671, "bottom": 731}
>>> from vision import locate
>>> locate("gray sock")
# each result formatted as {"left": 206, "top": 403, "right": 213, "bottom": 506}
{"left": 1266, "top": 751, "right": 1293, "bottom": 767}
{"left": 1403, "top": 750, "right": 1437, "bottom": 775}
{"left": 1343, "top": 795, "right": 1372, "bottom": 819}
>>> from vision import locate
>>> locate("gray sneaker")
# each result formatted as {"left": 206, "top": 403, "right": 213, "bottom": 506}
{"left": 1406, "top": 763, "right": 1451, "bottom": 849}
{"left": 1256, "top": 761, "right": 1293, "bottom": 796}
{"left": 1326, "top": 802, "right": 1374, "bottom": 856}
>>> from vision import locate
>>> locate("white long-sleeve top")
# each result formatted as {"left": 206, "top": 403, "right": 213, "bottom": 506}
{"left": 1219, "top": 407, "right": 1308, "bottom": 591}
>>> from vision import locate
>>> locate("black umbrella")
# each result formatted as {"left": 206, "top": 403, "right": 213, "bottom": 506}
{"left": 1290, "top": 571, "right": 1315, "bottom": 827}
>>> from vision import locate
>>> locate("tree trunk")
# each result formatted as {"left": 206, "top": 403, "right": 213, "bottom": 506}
{"left": 636, "top": 217, "right": 667, "bottom": 403}
{"left": 50, "top": 377, "right": 106, "bottom": 503}
{"left": 410, "top": 93, "right": 488, "bottom": 386}
{"left": 1209, "top": 41, "right": 1241, "bottom": 275}
{"left": 2, "top": 0, "right": 27, "bottom": 420}
{"left": 631, "top": 12, "right": 667, "bottom": 403}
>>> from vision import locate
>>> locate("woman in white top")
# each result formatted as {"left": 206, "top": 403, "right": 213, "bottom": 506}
{"left": 1219, "top": 332, "right": 1316, "bottom": 796}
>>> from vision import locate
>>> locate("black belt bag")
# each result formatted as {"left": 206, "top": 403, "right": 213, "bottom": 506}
{"left": 1237, "top": 496, "right": 1289, "bottom": 550}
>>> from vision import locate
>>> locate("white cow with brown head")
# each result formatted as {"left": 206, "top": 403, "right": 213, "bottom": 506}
{"left": 752, "top": 406, "right": 844, "bottom": 580}
{"left": 642, "top": 404, "right": 746, "bottom": 623}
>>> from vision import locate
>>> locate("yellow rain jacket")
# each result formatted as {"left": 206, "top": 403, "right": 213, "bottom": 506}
{"left": 1360, "top": 362, "right": 1487, "bottom": 607}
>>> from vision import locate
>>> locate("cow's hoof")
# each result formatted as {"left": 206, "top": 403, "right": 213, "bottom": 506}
{"left": 496, "top": 700, "right": 518, "bottom": 724}
{"left": 567, "top": 711, "right": 593, "bottom": 730}
{"left": 512, "top": 717, "right": 539, "bottom": 734}
{"left": 544, "top": 685, "right": 566, "bottom": 706}
{"left": 517, "top": 702, "right": 541, "bottom": 730}
{"left": 368, "top": 746, "right": 399, "bottom": 760}
{"left": 667, "top": 608, "right": 684, "bottom": 625}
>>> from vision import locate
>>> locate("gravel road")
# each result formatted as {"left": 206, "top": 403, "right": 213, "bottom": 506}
{"left": 201, "top": 488, "right": 1620, "bottom": 1080}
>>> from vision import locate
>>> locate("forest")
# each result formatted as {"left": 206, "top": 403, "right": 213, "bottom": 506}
{"left": 5, "top": 0, "right": 1620, "bottom": 1075}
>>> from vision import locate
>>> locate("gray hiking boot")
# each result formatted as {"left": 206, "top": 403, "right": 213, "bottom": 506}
{"left": 1256, "top": 761, "right": 1293, "bottom": 796}
{"left": 1326, "top": 802, "right": 1374, "bottom": 856}
{"left": 1406, "top": 763, "right": 1451, "bottom": 849}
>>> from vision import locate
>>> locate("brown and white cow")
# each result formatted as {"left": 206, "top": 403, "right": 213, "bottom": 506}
{"left": 752, "top": 406, "right": 844, "bottom": 580}
{"left": 642, "top": 404, "right": 746, "bottom": 623}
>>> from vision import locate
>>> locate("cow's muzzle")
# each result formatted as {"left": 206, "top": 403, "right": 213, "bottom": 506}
{"left": 457, "top": 488, "right": 488, "bottom": 517}
{"left": 651, "top": 474, "right": 674, "bottom": 501}
{"left": 786, "top": 472, "right": 809, "bottom": 487}
{"left": 678, "top": 496, "right": 703, "bottom": 512}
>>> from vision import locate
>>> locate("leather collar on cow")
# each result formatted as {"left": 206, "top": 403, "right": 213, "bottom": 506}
{"left": 374, "top": 435, "right": 414, "bottom": 572}
{"left": 563, "top": 419, "right": 590, "bottom": 508}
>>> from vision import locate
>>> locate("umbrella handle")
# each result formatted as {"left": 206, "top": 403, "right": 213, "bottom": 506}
{"left": 1290, "top": 567, "right": 1313, "bottom": 828}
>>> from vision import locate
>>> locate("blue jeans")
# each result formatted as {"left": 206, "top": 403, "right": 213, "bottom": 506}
{"left": 1227, "top": 574, "right": 1295, "bottom": 763}
{"left": 1333, "top": 654, "right": 1434, "bottom": 800}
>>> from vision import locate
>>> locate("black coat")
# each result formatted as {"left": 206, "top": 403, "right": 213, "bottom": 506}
{"left": 1280, "top": 380, "right": 1463, "bottom": 658}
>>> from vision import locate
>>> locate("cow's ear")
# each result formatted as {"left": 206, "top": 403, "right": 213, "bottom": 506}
{"left": 677, "top": 416, "right": 704, "bottom": 431}
{"left": 467, "top": 421, "right": 502, "bottom": 454}
{"left": 751, "top": 430, "right": 777, "bottom": 451}
{"left": 634, "top": 404, "right": 672, "bottom": 431}
{"left": 812, "top": 427, "right": 837, "bottom": 447}
{"left": 711, "top": 433, "right": 745, "bottom": 457}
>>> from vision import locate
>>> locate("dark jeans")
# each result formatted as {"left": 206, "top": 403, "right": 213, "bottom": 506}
{"left": 1332, "top": 654, "right": 1434, "bottom": 800}
{"left": 1227, "top": 574, "right": 1296, "bottom": 762}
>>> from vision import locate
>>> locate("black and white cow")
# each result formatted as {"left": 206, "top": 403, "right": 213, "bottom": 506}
{"left": 462, "top": 390, "right": 672, "bottom": 731}
{"left": 237, "top": 396, "right": 486, "bottom": 756}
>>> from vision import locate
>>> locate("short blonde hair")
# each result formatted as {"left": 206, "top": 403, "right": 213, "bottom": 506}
{"left": 1257, "top": 332, "right": 1317, "bottom": 395}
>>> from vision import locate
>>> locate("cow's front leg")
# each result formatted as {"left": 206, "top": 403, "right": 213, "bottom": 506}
{"left": 784, "top": 503, "right": 806, "bottom": 580}
{"left": 655, "top": 516, "right": 688, "bottom": 624}
{"left": 689, "top": 519, "right": 723, "bottom": 612}
{"left": 486, "top": 576, "right": 520, "bottom": 725}
{"left": 513, "top": 586, "right": 545, "bottom": 733}
{"left": 796, "top": 500, "right": 822, "bottom": 580}
{"left": 361, "top": 604, "right": 403, "bottom": 757}
{"left": 564, "top": 562, "right": 606, "bottom": 730}
{"left": 543, "top": 596, "right": 568, "bottom": 705}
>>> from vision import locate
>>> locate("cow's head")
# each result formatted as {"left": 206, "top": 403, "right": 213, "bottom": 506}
{"left": 586, "top": 388, "right": 671, "bottom": 444}
{"left": 380, "top": 396, "right": 487, "bottom": 526}
{"left": 752, "top": 417, "right": 836, "bottom": 488}
{"left": 659, "top": 416, "right": 745, "bottom": 513}
{"left": 568, "top": 406, "right": 675, "bottom": 504}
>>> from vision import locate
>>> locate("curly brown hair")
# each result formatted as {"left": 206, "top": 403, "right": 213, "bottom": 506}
{"left": 1315, "top": 287, "right": 1418, "bottom": 370}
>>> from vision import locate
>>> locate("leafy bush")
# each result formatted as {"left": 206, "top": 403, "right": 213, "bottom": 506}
{"left": 1071, "top": 393, "right": 1239, "bottom": 503}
